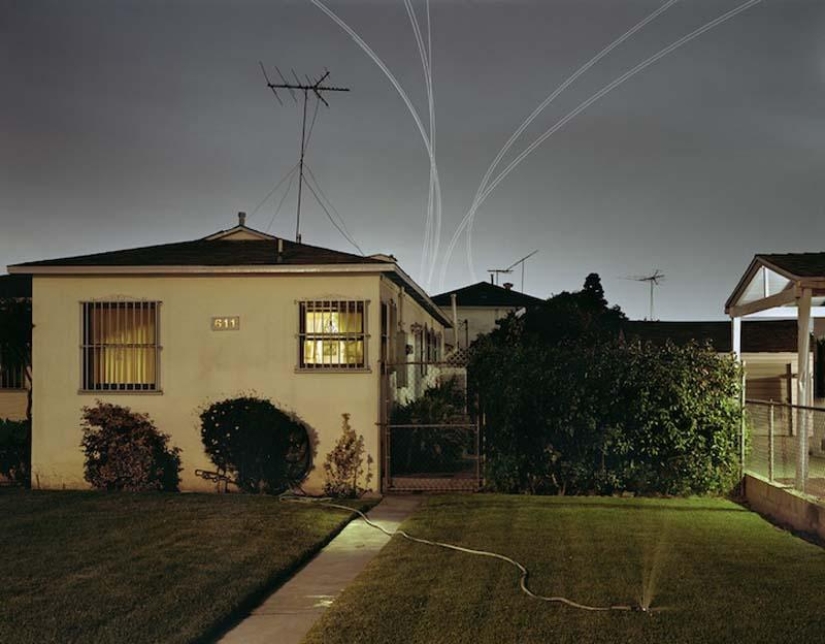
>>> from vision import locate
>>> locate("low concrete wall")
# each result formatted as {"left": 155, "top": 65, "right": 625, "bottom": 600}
{"left": 744, "top": 473, "right": 825, "bottom": 541}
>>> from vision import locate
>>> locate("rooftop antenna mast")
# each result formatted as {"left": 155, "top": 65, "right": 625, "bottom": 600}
{"left": 486, "top": 268, "right": 512, "bottom": 286}
{"left": 260, "top": 63, "right": 349, "bottom": 243}
{"left": 504, "top": 250, "right": 539, "bottom": 292}
{"left": 626, "top": 269, "right": 665, "bottom": 320}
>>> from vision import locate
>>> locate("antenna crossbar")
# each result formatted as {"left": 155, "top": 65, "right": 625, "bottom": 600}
{"left": 260, "top": 63, "right": 350, "bottom": 242}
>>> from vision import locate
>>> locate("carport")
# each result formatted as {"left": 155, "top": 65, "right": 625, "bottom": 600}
{"left": 726, "top": 253, "right": 825, "bottom": 488}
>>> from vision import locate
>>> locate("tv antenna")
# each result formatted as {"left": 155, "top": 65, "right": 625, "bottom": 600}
{"left": 625, "top": 270, "right": 665, "bottom": 320}
{"left": 505, "top": 250, "right": 539, "bottom": 292}
{"left": 489, "top": 250, "right": 539, "bottom": 289}
{"left": 260, "top": 63, "right": 349, "bottom": 243}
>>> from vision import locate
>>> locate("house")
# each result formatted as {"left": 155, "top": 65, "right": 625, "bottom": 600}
{"left": 431, "top": 281, "right": 543, "bottom": 348}
{"left": 0, "top": 274, "right": 32, "bottom": 421}
{"left": 621, "top": 320, "right": 803, "bottom": 403}
{"left": 7, "top": 215, "right": 451, "bottom": 492}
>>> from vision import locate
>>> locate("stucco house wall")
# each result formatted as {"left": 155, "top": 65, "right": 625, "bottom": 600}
{"left": 30, "top": 273, "right": 387, "bottom": 491}
{"left": 16, "top": 223, "right": 448, "bottom": 491}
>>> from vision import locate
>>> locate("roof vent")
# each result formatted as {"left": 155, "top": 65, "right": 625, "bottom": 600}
{"left": 238, "top": 211, "right": 247, "bottom": 227}
{"left": 503, "top": 282, "right": 513, "bottom": 290}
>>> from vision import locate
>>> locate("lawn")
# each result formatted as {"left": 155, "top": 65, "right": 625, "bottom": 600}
{"left": 304, "top": 495, "right": 825, "bottom": 644}
{"left": 0, "top": 490, "right": 369, "bottom": 644}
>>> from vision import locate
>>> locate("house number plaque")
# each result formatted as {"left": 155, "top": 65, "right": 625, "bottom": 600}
{"left": 211, "top": 316, "right": 240, "bottom": 331}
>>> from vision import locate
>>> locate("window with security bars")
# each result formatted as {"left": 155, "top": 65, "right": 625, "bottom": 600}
{"left": 299, "top": 300, "right": 367, "bottom": 369}
{"left": 81, "top": 301, "right": 160, "bottom": 391}
{"left": 0, "top": 346, "right": 26, "bottom": 389}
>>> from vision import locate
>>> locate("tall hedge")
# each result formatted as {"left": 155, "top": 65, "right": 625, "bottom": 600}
{"left": 470, "top": 274, "right": 742, "bottom": 496}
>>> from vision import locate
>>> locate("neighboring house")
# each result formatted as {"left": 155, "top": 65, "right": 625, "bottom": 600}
{"left": 0, "top": 274, "right": 31, "bottom": 421}
{"left": 7, "top": 215, "right": 451, "bottom": 492}
{"left": 622, "top": 320, "right": 803, "bottom": 403}
{"left": 431, "top": 281, "right": 544, "bottom": 348}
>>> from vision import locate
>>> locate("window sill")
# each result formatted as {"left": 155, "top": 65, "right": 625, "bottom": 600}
{"left": 78, "top": 389, "right": 164, "bottom": 395}
{"left": 295, "top": 367, "right": 372, "bottom": 374}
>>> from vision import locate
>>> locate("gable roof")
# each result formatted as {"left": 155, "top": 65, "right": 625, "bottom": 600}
{"left": 622, "top": 320, "right": 800, "bottom": 353}
{"left": 431, "top": 281, "right": 543, "bottom": 308}
{"left": 726, "top": 253, "right": 825, "bottom": 315}
{"left": 757, "top": 253, "right": 825, "bottom": 279}
{"left": 6, "top": 226, "right": 451, "bottom": 327}
{"left": 9, "top": 237, "right": 384, "bottom": 269}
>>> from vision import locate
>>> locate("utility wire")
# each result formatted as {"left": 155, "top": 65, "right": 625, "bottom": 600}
{"left": 266, "top": 168, "right": 299, "bottom": 234}
{"left": 303, "top": 169, "right": 364, "bottom": 255}
{"left": 250, "top": 163, "right": 300, "bottom": 219}
{"left": 303, "top": 164, "right": 359, "bottom": 247}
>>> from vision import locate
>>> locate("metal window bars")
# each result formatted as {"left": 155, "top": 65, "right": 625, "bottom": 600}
{"left": 0, "top": 346, "right": 26, "bottom": 390}
{"left": 299, "top": 300, "right": 367, "bottom": 369}
{"left": 80, "top": 301, "right": 160, "bottom": 391}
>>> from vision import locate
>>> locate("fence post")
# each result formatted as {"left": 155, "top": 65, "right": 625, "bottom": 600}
{"left": 768, "top": 401, "right": 775, "bottom": 482}
{"left": 740, "top": 367, "right": 746, "bottom": 484}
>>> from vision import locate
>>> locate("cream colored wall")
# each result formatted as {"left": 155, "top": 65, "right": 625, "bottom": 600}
{"left": 451, "top": 306, "right": 516, "bottom": 346}
{"left": 380, "top": 278, "right": 448, "bottom": 406}
{"left": 31, "top": 273, "right": 386, "bottom": 492}
{"left": 741, "top": 353, "right": 799, "bottom": 403}
{"left": 0, "top": 390, "right": 27, "bottom": 421}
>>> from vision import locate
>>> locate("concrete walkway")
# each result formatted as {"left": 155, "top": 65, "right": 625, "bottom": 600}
{"left": 219, "top": 495, "right": 422, "bottom": 644}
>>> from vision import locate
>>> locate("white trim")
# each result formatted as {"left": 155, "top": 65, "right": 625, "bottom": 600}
{"left": 728, "top": 287, "right": 799, "bottom": 318}
{"left": 9, "top": 263, "right": 391, "bottom": 276}
{"left": 741, "top": 306, "right": 825, "bottom": 320}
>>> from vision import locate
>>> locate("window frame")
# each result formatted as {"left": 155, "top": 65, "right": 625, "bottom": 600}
{"left": 79, "top": 300, "right": 162, "bottom": 393}
{"left": 297, "top": 299, "right": 370, "bottom": 372}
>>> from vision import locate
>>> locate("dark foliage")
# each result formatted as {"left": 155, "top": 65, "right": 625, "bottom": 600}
{"left": 0, "top": 419, "right": 29, "bottom": 485}
{"left": 471, "top": 274, "right": 742, "bottom": 496}
{"left": 80, "top": 402, "right": 181, "bottom": 491}
{"left": 200, "top": 396, "right": 311, "bottom": 494}
{"left": 390, "top": 378, "right": 468, "bottom": 474}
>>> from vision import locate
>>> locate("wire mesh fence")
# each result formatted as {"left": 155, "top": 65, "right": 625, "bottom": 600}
{"left": 745, "top": 399, "right": 825, "bottom": 499}
{"left": 381, "top": 355, "right": 483, "bottom": 492}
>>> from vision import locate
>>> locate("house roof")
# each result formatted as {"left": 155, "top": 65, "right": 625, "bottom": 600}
{"left": 9, "top": 238, "right": 385, "bottom": 268}
{"left": 622, "top": 320, "right": 800, "bottom": 353}
{"left": 0, "top": 274, "right": 32, "bottom": 298}
{"left": 431, "top": 281, "right": 543, "bottom": 308}
{"left": 757, "top": 253, "right": 825, "bottom": 279}
{"left": 6, "top": 225, "right": 452, "bottom": 327}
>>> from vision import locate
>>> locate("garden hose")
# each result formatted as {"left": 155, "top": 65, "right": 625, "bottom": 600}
{"left": 282, "top": 494, "right": 645, "bottom": 614}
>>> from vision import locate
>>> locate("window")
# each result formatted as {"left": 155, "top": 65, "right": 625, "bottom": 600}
{"left": 299, "top": 300, "right": 367, "bottom": 369}
{"left": 81, "top": 301, "right": 160, "bottom": 391}
{"left": 0, "top": 346, "right": 26, "bottom": 390}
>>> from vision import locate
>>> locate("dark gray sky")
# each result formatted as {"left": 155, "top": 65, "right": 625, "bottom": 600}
{"left": 3, "top": 0, "right": 825, "bottom": 320}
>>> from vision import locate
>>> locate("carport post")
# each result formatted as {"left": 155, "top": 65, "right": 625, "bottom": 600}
{"left": 796, "top": 287, "right": 812, "bottom": 491}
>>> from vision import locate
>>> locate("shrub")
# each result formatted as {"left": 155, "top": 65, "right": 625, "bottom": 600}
{"left": 0, "top": 419, "right": 29, "bottom": 485}
{"left": 323, "top": 413, "right": 373, "bottom": 498}
{"left": 199, "top": 396, "right": 311, "bottom": 494}
{"left": 471, "top": 274, "right": 743, "bottom": 496}
{"left": 390, "top": 379, "right": 467, "bottom": 474}
{"left": 80, "top": 402, "right": 181, "bottom": 491}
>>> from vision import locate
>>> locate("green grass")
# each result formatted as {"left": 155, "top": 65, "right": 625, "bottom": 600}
{"left": 0, "top": 490, "right": 371, "bottom": 644}
{"left": 304, "top": 495, "right": 825, "bottom": 644}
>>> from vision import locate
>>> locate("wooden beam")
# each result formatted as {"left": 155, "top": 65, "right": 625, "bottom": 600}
{"left": 742, "top": 306, "right": 825, "bottom": 320}
{"left": 728, "top": 287, "right": 798, "bottom": 317}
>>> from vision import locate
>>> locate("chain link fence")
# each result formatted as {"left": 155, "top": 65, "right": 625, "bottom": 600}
{"left": 744, "top": 400, "right": 825, "bottom": 499}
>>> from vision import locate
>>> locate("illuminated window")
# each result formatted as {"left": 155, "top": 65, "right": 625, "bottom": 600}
{"left": 81, "top": 301, "right": 160, "bottom": 391}
{"left": 299, "top": 300, "right": 367, "bottom": 369}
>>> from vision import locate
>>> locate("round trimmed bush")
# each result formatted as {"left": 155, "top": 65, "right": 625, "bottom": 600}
{"left": 80, "top": 402, "right": 181, "bottom": 492}
{"left": 199, "top": 396, "right": 311, "bottom": 493}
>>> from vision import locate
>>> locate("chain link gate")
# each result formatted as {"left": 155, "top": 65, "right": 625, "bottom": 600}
{"left": 380, "top": 350, "right": 483, "bottom": 492}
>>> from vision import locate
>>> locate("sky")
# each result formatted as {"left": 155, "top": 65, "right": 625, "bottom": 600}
{"left": 2, "top": 0, "right": 825, "bottom": 320}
